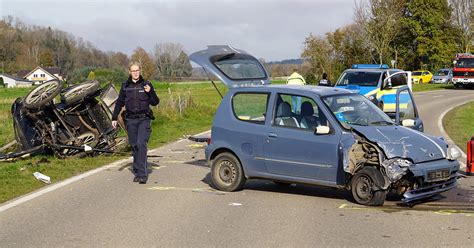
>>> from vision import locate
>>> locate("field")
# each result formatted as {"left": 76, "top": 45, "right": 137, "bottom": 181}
{"left": 443, "top": 101, "right": 474, "bottom": 154}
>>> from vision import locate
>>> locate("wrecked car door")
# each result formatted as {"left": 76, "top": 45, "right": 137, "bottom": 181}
{"left": 395, "top": 86, "right": 423, "bottom": 132}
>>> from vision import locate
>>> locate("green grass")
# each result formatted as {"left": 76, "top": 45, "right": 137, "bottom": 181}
{"left": 443, "top": 101, "right": 474, "bottom": 154}
{"left": 412, "top": 83, "right": 454, "bottom": 92}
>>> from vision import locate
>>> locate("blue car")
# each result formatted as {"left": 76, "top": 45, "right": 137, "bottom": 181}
{"left": 190, "top": 46, "right": 461, "bottom": 206}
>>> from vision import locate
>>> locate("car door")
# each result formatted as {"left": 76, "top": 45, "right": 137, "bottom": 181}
{"left": 263, "top": 92, "right": 341, "bottom": 183}
{"left": 395, "top": 86, "right": 424, "bottom": 132}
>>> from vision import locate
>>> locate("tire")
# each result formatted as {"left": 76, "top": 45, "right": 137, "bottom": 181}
{"left": 24, "top": 80, "right": 63, "bottom": 109}
{"left": 61, "top": 132, "right": 98, "bottom": 156}
{"left": 210, "top": 152, "right": 246, "bottom": 192}
{"left": 62, "top": 80, "right": 100, "bottom": 105}
{"left": 351, "top": 167, "right": 387, "bottom": 206}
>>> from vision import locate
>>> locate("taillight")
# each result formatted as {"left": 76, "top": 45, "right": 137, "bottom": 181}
{"left": 207, "top": 138, "right": 211, "bottom": 145}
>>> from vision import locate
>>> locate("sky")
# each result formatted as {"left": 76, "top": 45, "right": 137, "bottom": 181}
{"left": 1, "top": 0, "right": 356, "bottom": 61}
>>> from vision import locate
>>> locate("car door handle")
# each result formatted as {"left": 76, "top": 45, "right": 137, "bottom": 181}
{"left": 268, "top": 132, "right": 278, "bottom": 138}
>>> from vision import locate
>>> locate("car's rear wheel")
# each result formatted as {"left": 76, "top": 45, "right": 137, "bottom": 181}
{"left": 24, "top": 80, "right": 63, "bottom": 109}
{"left": 62, "top": 80, "right": 100, "bottom": 105}
{"left": 211, "top": 152, "right": 246, "bottom": 192}
{"left": 351, "top": 167, "right": 386, "bottom": 206}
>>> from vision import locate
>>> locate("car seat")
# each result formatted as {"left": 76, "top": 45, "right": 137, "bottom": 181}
{"left": 299, "top": 102, "right": 319, "bottom": 129}
{"left": 275, "top": 102, "right": 299, "bottom": 128}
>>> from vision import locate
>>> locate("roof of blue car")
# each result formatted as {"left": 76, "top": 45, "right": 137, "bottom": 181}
{"left": 231, "top": 84, "right": 353, "bottom": 97}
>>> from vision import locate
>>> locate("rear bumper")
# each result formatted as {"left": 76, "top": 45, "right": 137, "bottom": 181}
{"left": 402, "top": 176, "right": 457, "bottom": 203}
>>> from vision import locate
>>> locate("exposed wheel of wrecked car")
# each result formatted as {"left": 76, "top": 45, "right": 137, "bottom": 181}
{"left": 351, "top": 167, "right": 387, "bottom": 206}
{"left": 62, "top": 80, "right": 101, "bottom": 105}
{"left": 211, "top": 152, "right": 246, "bottom": 192}
{"left": 24, "top": 79, "right": 63, "bottom": 109}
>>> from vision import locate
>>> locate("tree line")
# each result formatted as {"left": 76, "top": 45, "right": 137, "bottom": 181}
{"left": 301, "top": 0, "right": 473, "bottom": 84}
{"left": 0, "top": 16, "right": 192, "bottom": 84}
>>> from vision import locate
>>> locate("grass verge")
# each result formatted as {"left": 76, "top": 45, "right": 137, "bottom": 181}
{"left": 443, "top": 101, "right": 474, "bottom": 154}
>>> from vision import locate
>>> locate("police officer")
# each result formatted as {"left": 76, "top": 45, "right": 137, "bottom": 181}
{"left": 319, "top": 73, "right": 332, "bottom": 87}
{"left": 112, "top": 62, "right": 159, "bottom": 184}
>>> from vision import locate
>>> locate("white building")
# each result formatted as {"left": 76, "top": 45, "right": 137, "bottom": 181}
{"left": 0, "top": 74, "right": 33, "bottom": 88}
{"left": 20, "top": 66, "right": 63, "bottom": 85}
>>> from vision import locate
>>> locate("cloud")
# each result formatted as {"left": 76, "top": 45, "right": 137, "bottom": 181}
{"left": 2, "top": 0, "right": 355, "bottom": 61}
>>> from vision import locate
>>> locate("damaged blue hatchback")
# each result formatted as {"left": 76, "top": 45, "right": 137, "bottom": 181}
{"left": 190, "top": 46, "right": 461, "bottom": 206}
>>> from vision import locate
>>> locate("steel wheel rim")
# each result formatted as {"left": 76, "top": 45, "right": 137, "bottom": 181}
{"left": 355, "top": 176, "right": 373, "bottom": 202}
{"left": 218, "top": 160, "right": 236, "bottom": 184}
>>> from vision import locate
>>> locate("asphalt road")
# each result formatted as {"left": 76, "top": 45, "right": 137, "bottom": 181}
{"left": 1, "top": 88, "right": 474, "bottom": 247}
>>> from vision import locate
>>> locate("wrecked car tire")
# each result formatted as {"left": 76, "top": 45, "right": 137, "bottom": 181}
{"left": 24, "top": 80, "right": 63, "bottom": 109}
{"left": 62, "top": 80, "right": 100, "bottom": 105}
{"left": 211, "top": 152, "right": 246, "bottom": 192}
{"left": 351, "top": 167, "right": 387, "bottom": 206}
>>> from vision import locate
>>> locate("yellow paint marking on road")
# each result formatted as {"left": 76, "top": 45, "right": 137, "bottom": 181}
{"left": 188, "top": 144, "right": 205, "bottom": 148}
{"left": 151, "top": 165, "right": 167, "bottom": 170}
{"left": 434, "top": 209, "right": 474, "bottom": 217}
{"left": 338, "top": 203, "right": 366, "bottom": 210}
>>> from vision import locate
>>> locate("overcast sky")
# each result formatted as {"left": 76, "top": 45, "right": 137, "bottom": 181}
{"left": 1, "top": 0, "right": 356, "bottom": 61}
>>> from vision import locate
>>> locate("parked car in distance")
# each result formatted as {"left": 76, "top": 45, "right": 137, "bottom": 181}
{"left": 411, "top": 70, "right": 433, "bottom": 84}
{"left": 190, "top": 45, "right": 461, "bottom": 206}
{"left": 431, "top": 69, "right": 453, "bottom": 84}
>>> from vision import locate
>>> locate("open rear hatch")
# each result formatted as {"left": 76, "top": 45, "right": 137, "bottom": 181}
{"left": 188, "top": 45, "right": 271, "bottom": 142}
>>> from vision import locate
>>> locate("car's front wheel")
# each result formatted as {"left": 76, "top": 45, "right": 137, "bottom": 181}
{"left": 211, "top": 152, "right": 246, "bottom": 192}
{"left": 351, "top": 167, "right": 387, "bottom": 206}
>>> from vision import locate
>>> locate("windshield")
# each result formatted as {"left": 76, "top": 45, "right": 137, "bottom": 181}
{"left": 435, "top": 70, "right": 449, "bottom": 76}
{"left": 456, "top": 58, "right": 474, "bottom": 68}
{"left": 322, "top": 94, "right": 394, "bottom": 129}
{"left": 336, "top": 71, "right": 381, "bottom": 87}
{"left": 412, "top": 71, "right": 422, "bottom": 76}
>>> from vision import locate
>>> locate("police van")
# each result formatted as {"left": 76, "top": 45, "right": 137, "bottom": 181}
{"left": 335, "top": 64, "right": 422, "bottom": 131}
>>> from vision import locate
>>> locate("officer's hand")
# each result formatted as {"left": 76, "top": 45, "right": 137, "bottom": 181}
{"left": 112, "top": 120, "right": 118, "bottom": 129}
{"left": 144, "top": 84, "right": 151, "bottom": 92}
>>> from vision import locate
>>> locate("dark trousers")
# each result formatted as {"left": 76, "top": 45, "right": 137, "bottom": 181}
{"left": 126, "top": 117, "right": 151, "bottom": 177}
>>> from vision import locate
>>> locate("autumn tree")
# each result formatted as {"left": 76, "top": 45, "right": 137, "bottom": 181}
{"left": 131, "top": 47, "right": 156, "bottom": 80}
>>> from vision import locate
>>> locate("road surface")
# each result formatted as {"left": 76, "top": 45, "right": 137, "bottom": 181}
{"left": 1, "top": 89, "right": 473, "bottom": 247}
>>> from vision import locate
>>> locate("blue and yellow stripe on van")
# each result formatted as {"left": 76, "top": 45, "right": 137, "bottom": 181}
{"left": 337, "top": 85, "right": 408, "bottom": 112}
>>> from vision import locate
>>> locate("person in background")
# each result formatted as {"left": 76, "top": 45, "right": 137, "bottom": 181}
{"left": 286, "top": 68, "right": 306, "bottom": 113}
{"left": 112, "top": 62, "right": 160, "bottom": 184}
{"left": 319, "top": 72, "right": 332, "bottom": 87}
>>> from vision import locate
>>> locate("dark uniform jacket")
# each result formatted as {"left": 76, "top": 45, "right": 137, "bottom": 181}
{"left": 112, "top": 75, "right": 159, "bottom": 121}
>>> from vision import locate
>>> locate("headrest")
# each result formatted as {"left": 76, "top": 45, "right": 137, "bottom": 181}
{"left": 277, "top": 102, "right": 291, "bottom": 117}
{"left": 301, "top": 102, "right": 314, "bottom": 116}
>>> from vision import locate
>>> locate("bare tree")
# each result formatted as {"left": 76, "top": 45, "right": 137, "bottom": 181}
{"left": 450, "top": 0, "right": 473, "bottom": 53}
{"left": 153, "top": 42, "right": 191, "bottom": 80}
{"left": 355, "top": 0, "right": 405, "bottom": 64}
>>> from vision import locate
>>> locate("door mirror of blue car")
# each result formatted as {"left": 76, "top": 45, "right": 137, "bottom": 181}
{"left": 315, "top": 125, "right": 331, "bottom": 135}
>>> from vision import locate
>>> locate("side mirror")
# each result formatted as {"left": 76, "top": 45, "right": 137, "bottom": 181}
{"left": 402, "top": 119, "right": 415, "bottom": 127}
{"left": 315, "top": 125, "right": 331, "bottom": 135}
{"left": 453, "top": 60, "right": 457, "bottom": 65}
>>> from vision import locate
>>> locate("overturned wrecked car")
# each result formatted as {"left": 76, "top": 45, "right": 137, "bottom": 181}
{"left": 1, "top": 79, "right": 127, "bottom": 160}
{"left": 190, "top": 45, "right": 461, "bottom": 205}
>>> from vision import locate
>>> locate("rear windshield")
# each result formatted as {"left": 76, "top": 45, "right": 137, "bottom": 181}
{"left": 435, "top": 70, "right": 450, "bottom": 76}
{"left": 336, "top": 71, "right": 382, "bottom": 87}
{"left": 213, "top": 54, "right": 267, "bottom": 80}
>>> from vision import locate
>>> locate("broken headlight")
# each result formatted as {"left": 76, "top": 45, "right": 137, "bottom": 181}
{"left": 383, "top": 158, "right": 411, "bottom": 182}
{"left": 447, "top": 147, "right": 461, "bottom": 160}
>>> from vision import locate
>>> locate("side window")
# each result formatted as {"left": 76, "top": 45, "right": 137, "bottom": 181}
{"left": 274, "top": 93, "right": 328, "bottom": 130}
{"left": 398, "top": 89, "right": 416, "bottom": 121}
{"left": 232, "top": 93, "right": 268, "bottom": 124}
{"left": 390, "top": 73, "right": 408, "bottom": 87}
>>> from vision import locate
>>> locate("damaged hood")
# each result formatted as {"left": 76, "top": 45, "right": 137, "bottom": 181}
{"left": 351, "top": 125, "right": 447, "bottom": 163}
